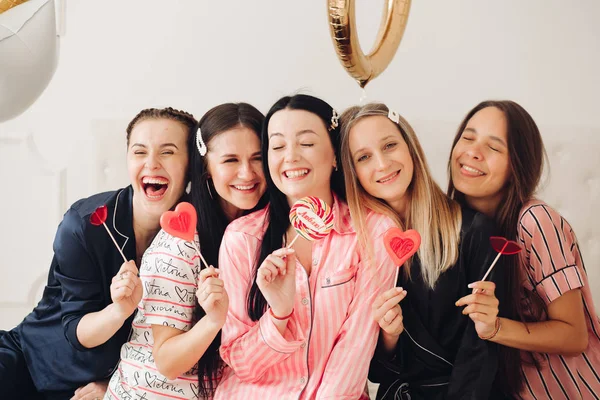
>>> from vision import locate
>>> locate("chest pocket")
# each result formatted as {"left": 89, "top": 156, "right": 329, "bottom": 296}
{"left": 321, "top": 264, "right": 359, "bottom": 288}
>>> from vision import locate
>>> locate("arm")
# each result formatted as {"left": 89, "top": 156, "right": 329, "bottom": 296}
{"left": 316, "top": 223, "right": 397, "bottom": 399}
{"left": 457, "top": 206, "right": 588, "bottom": 355}
{"left": 218, "top": 231, "right": 304, "bottom": 383}
{"left": 53, "top": 209, "right": 137, "bottom": 350}
{"left": 152, "top": 267, "right": 226, "bottom": 380}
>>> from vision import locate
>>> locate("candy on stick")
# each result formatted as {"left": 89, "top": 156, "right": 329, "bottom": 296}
{"left": 90, "top": 205, "right": 127, "bottom": 262}
{"left": 288, "top": 196, "right": 334, "bottom": 248}
{"left": 160, "top": 202, "right": 209, "bottom": 269}
{"left": 383, "top": 227, "right": 421, "bottom": 286}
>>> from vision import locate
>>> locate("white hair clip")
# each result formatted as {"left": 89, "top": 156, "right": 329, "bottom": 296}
{"left": 196, "top": 128, "right": 207, "bottom": 156}
{"left": 330, "top": 109, "right": 339, "bottom": 131}
{"left": 388, "top": 110, "right": 400, "bottom": 124}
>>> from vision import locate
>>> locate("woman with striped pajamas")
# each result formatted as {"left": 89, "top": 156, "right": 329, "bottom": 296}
{"left": 450, "top": 100, "right": 600, "bottom": 399}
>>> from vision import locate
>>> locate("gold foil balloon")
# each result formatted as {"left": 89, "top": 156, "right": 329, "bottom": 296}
{"left": 328, "top": 0, "right": 411, "bottom": 88}
{"left": 0, "top": 0, "right": 28, "bottom": 14}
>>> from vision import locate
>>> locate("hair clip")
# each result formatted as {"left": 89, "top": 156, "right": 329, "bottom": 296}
{"left": 330, "top": 109, "right": 339, "bottom": 131}
{"left": 196, "top": 127, "right": 207, "bottom": 156}
{"left": 388, "top": 110, "right": 400, "bottom": 124}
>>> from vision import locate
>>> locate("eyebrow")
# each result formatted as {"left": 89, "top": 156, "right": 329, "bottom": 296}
{"left": 351, "top": 135, "right": 397, "bottom": 158}
{"left": 268, "top": 129, "right": 318, "bottom": 139}
{"left": 220, "top": 151, "right": 261, "bottom": 158}
{"left": 131, "top": 143, "right": 179, "bottom": 149}
{"left": 464, "top": 127, "right": 507, "bottom": 147}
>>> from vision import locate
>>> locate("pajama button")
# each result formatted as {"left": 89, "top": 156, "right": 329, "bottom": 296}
{"left": 301, "top": 297, "right": 309, "bottom": 305}
{"left": 301, "top": 341, "right": 306, "bottom": 348}
{"left": 312, "top": 258, "right": 318, "bottom": 266}
{"left": 300, "top": 377, "right": 306, "bottom": 384}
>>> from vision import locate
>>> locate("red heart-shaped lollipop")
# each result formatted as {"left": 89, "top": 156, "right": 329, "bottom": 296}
{"left": 160, "top": 202, "right": 197, "bottom": 242}
{"left": 384, "top": 227, "right": 421, "bottom": 266}
{"left": 490, "top": 236, "right": 522, "bottom": 255}
{"left": 90, "top": 205, "right": 108, "bottom": 226}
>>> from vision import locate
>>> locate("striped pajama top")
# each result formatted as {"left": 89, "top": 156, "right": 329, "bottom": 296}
{"left": 214, "top": 197, "right": 397, "bottom": 399}
{"left": 517, "top": 200, "right": 600, "bottom": 399}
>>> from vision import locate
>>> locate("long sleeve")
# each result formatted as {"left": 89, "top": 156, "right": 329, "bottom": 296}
{"left": 316, "top": 218, "right": 396, "bottom": 399}
{"left": 447, "top": 213, "right": 501, "bottom": 400}
{"left": 218, "top": 230, "right": 304, "bottom": 383}
{"left": 53, "top": 208, "right": 106, "bottom": 351}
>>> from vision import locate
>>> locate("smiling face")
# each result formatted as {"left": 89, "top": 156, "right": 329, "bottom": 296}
{"left": 127, "top": 118, "right": 189, "bottom": 221}
{"left": 450, "top": 106, "right": 511, "bottom": 214}
{"left": 349, "top": 116, "right": 414, "bottom": 216}
{"left": 267, "top": 109, "right": 336, "bottom": 206}
{"left": 205, "top": 126, "right": 266, "bottom": 220}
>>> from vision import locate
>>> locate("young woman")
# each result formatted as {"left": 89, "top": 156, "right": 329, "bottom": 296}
{"left": 339, "top": 103, "right": 504, "bottom": 400}
{"left": 105, "top": 103, "right": 267, "bottom": 399}
{"left": 0, "top": 107, "right": 196, "bottom": 400}
{"left": 214, "top": 94, "right": 397, "bottom": 399}
{"left": 450, "top": 100, "right": 600, "bottom": 399}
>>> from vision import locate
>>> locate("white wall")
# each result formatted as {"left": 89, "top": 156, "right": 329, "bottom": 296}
{"left": 1, "top": 0, "right": 599, "bottom": 330}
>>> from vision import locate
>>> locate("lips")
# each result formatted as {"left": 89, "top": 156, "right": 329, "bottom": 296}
{"left": 232, "top": 183, "right": 259, "bottom": 192}
{"left": 460, "top": 163, "right": 485, "bottom": 176}
{"left": 284, "top": 168, "right": 309, "bottom": 179}
{"left": 377, "top": 170, "right": 400, "bottom": 184}
{"left": 141, "top": 176, "right": 169, "bottom": 199}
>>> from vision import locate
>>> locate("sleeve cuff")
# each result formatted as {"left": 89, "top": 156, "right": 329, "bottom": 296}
{"left": 65, "top": 314, "right": 89, "bottom": 352}
{"left": 258, "top": 312, "right": 304, "bottom": 354}
{"left": 537, "top": 265, "right": 584, "bottom": 305}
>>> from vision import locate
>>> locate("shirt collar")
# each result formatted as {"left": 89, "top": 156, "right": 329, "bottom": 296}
{"left": 331, "top": 193, "right": 354, "bottom": 235}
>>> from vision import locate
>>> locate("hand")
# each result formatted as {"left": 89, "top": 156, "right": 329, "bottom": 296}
{"left": 372, "top": 287, "right": 407, "bottom": 337}
{"left": 110, "top": 260, "right": 142, "bottom": 318}
{"left": 455, "top": 281, "right": 499, "bottom": 339}
{"left": 197, "top": 266, "right": 229, "bottom": 327}
{"left": 256, "top": 248, "right": 296, "bottom": 317}
{"left": 71, "top": 380, "right": 108, "bottom": 400}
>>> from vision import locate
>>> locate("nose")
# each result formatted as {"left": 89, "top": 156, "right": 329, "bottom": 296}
{"left": 374, "top": 152, "right": 391, "bottom": 171}
{"left": 238, "top": 160, "right": 255, "bottom": 180}
{"left": 465, "top": 143, "right": 483, "bottom": 160}
{"left": 145, "top": 152, "right": 161, "bottom": 170}
{"left": 283, "top": 144, "right": 300, "bottom": 163}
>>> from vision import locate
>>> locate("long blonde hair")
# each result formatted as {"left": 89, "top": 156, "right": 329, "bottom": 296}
{"left": 340, "top": 103, "right": 461, "bottom": 288}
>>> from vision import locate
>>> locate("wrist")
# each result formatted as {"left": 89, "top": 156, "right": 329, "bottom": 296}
{"left": 380, "top": 331, "right": 400, "bottom": 352}
{"left": 479, "top": 317, "right": 502, "bottom": 340}
{"left": 107, "top": 302, "right": 132, "bottom": 322}
{"left": 269, "top": 307, "right": 294, "bottom": 320}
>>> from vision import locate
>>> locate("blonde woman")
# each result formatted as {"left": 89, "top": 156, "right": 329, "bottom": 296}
{"left": 339, "top": 103, "right": 506, "bottom": 400}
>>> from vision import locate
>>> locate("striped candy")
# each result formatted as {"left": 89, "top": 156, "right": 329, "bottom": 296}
{"left": 289, "top": 196, "right": 334, "bottom": 241}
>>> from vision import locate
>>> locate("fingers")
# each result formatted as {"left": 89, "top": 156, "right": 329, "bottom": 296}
{"left": 372, "top": 287, "right": 407, "bottom": 322}
{"left": 455, "top": 291, "right": 499, "bottom": 308}
{"left": 467, "top": 281, "right": 496, "bottom": 295}
{"left": 258, "top": 248, "right": 295, "bottom": 282}
{"left": 461, "top": 302, "right": 498, "bottom": 318}
{"left": 198, "top": 266, "right": 220, "bottom": 285}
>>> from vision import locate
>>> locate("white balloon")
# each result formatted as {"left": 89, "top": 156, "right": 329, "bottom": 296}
{"left": 0, "top": 0, "right": 59, "bottom": 123}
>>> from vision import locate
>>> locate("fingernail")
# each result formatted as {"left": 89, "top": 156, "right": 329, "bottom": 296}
{"left": 467, "top": 283, "right": 474, "bottom": 288}
{"left": 396, "top": 287, "right": 403, "bottom": 292}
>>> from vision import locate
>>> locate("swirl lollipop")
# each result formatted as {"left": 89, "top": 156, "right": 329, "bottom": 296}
{"left": 288, "top": 196, "right": 334, "bottom": 247}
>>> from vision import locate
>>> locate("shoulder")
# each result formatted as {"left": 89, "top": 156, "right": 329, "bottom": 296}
{"left": 460, "top": 206, "right": 498, "bottom": 237}
{"left": 224, "top": 206, "right": 269, "bottom": 240}
{"left": 69, "top": 188, "right": 126, "bottom": 220}
{"left": 519, "top": 199, "right": 566, "bottom": 231}
{"left": 364, "top": 208, "right": 396, "bottom": 239}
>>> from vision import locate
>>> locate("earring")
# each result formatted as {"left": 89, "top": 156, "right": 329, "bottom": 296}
{"left": 206, "top": 180, "right": 213, "bottom": 199}
{"left": 185, "top": 181, "right": 191, "bottom": 194}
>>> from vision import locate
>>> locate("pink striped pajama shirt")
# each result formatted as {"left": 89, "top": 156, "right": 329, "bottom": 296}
{"left": 215, "top": 198, "right": 397, "bottom": 399}
{"left": 518, "top": 200, "right": 600, "bottom": 399}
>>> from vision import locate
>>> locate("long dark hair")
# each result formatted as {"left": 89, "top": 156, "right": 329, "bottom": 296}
{"left": 189, "top": 102, "right": 266, "bottom": 396}
{"left": 447, "top": 100, "right": 547, "bottom": 396}
{"left": 247, "top": 94, "right": 345, "bottom": 321}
